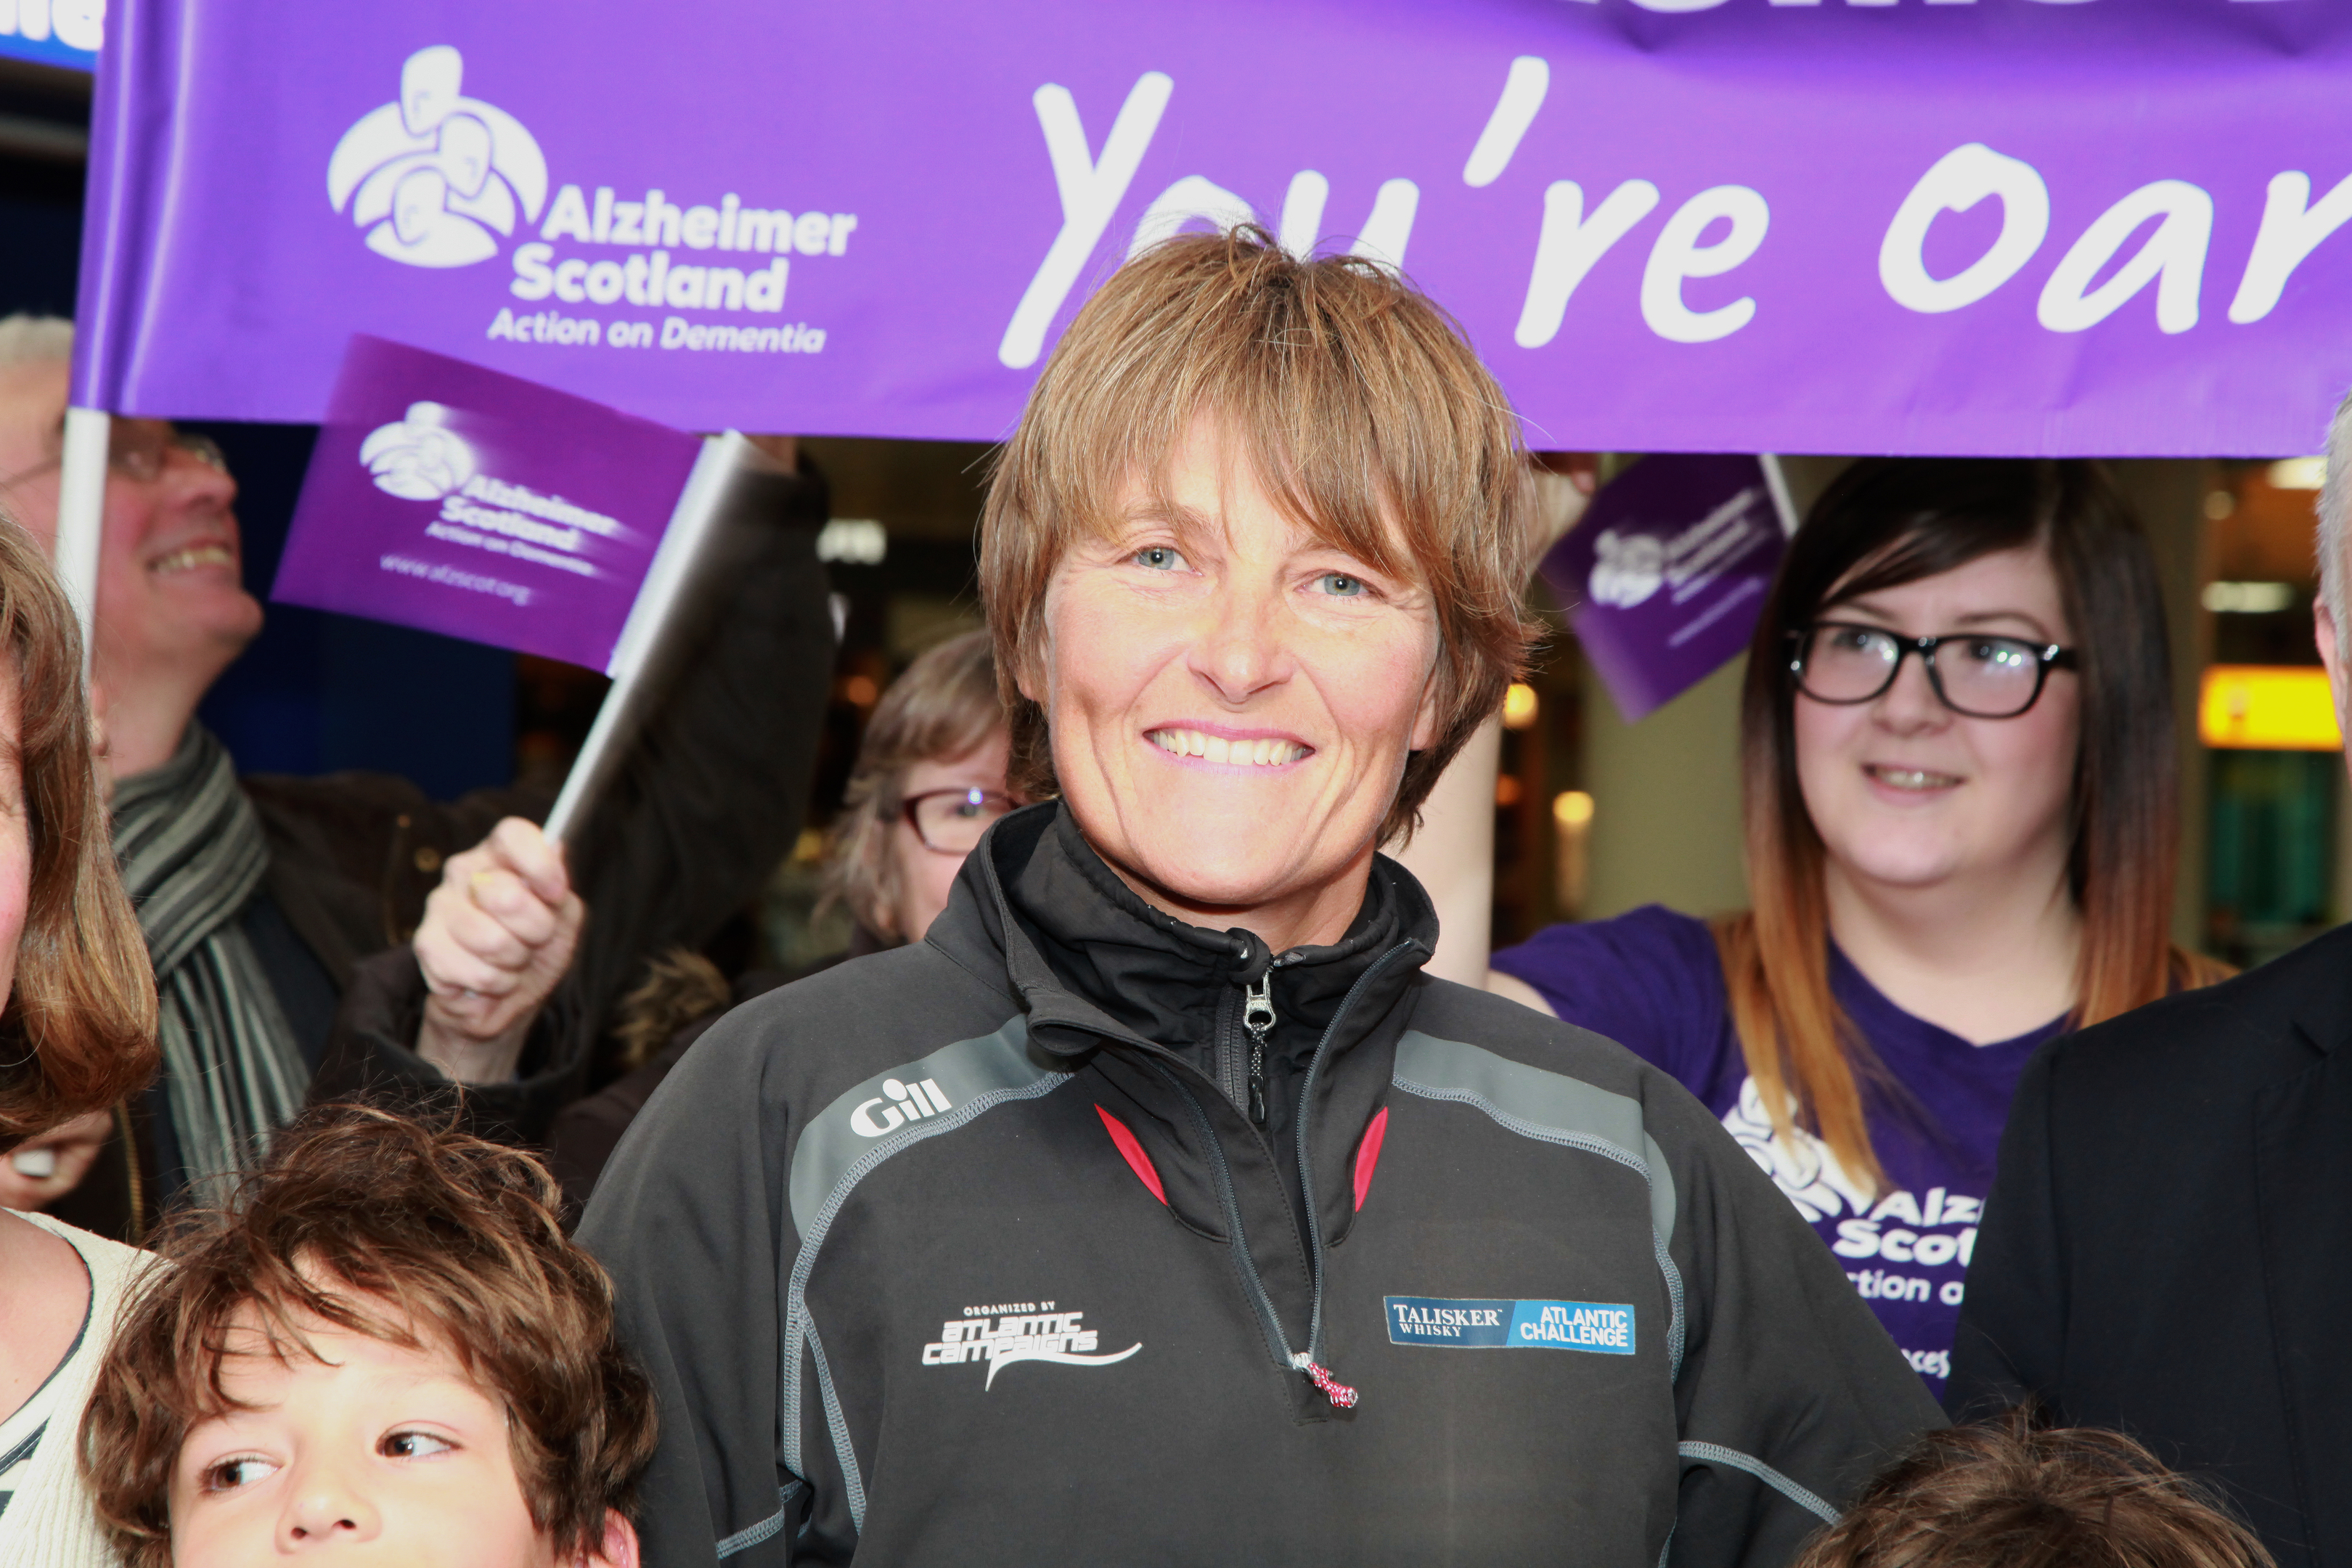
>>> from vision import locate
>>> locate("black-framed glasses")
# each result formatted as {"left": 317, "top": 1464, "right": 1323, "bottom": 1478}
{"left": 0, "top": 421, "right": 228, "bottom": 491}
{"left": 901, "top": 787, "right": 1020, "bottom": 854}
{"left": 1789, "top": 621, "right": 2078, "bottom": 719}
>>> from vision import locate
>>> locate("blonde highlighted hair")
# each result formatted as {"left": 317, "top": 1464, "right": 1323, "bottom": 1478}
{"left": 979, "top": 226, "right": 1543, "bottom": 844}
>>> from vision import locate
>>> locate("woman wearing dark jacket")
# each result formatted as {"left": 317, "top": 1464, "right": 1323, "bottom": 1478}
{"left": 569, "top": 229, "right": 1939, "bottom": 1566}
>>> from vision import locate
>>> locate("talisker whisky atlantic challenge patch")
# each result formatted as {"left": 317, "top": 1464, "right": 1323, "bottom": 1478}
{"left": 1384, "top": 1297, "right": 1635, "bottom": 1354}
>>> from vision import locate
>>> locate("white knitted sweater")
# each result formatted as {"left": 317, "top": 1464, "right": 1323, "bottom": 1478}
{"left": 0, "top": 1211, "right": 147, "bottom": 1568}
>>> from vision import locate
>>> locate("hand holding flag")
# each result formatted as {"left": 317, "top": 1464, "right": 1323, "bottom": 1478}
{"left": 415, "top": 817, "right": 584, "bottom": 1085}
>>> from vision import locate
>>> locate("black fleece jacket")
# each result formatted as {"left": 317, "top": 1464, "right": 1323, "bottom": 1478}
{"left": 581, "top": 804, "right": 1940, "bottom": 1567}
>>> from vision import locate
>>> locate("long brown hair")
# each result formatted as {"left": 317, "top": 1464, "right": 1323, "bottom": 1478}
{"left": 1717, "top": 460, "right": 2222, "bottom": 1195}
{"left": 0, "top": 513, "right": 158, "bottom": 1148}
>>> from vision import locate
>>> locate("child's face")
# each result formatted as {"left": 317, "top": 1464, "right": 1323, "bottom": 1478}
{"left": 168, "top": 1306, "right": 575, "bottom": 1567}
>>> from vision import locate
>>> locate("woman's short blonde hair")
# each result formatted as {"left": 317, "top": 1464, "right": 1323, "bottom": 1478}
{"left": 979, "top": 226, "right": 1542, "bottom": 844}
{"left": 822, "top": 630, "right": 1004, "bottom": 940}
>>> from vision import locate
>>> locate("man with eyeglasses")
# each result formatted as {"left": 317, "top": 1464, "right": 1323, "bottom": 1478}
{"left": 0, "top": 315, "right": 836, "bottom": 1230}
{"left": 1948, "top": 401, "right": 2352, "bottom": 1568}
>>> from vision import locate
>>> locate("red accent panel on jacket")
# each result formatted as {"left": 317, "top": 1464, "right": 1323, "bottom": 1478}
{"left": 1095, "top": 1105, "right": 1167, "bottom": 1206}
{"left": 1353, "top": 1106, "right": 1389, "bottom": 1212}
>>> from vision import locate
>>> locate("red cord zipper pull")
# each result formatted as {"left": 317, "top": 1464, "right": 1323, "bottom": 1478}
{"left": 1291, "top": 1352, "right": 1358, "bottom": 1409}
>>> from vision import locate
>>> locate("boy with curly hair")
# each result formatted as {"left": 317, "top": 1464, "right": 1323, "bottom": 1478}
{"left": 78, "top": 1106, "right": 654, "bottom": 1567}
{"left": 1796, "top": 1411, "right": 2276, "bottom": 1568}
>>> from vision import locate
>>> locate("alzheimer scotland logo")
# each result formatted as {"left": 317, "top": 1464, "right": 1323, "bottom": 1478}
{"left": 351, "top": 399, "right": 629, "bottom": 584}
{"left": 328, "top": 46, "right": 548, "bottom": 268}
{"left": 360, "top": 403, "right": 476, "bottom": 500}
{"left": 1589, "top": 530, "right": 1666, "bottom": 611}
{"left": 323, "top": 45, "right": 844, "bottom": 360}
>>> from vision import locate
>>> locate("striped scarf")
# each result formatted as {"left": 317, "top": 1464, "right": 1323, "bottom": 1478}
{"left": 112, "top": 724, "right": 308, "bottom": 1192}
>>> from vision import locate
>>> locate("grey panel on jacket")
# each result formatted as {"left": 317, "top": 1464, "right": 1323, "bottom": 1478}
{"left": 1393, "top": 1030, "right": 1679, "bottom": 1251}
{"left": 786, "top": 1016, "right": 1069, "bottom": 1236}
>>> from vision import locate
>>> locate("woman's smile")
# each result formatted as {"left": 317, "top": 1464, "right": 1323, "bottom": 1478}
{"left": 1143, "top": 724, "right": 1314, "bottom": 769}
{"left": 1861, "top": 762, "right": 1965, "bottom": 798}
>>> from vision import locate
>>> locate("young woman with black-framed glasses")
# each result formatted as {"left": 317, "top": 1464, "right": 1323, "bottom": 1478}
{"left": 1487, "top": 459, "right": 2228, "bottom": 1398}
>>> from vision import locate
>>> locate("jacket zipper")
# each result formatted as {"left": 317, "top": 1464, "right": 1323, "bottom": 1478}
{"left": 1216, "top": 987, "right": 1246, "bottom": 1111}
{"left": 1153, "top": 937, "right": 1421, "bottom": 1412}
{"left": 1243, "top": 972, "right": 1275, "bottom": 1125}
{"left": 1288, "top": 940, "right": 1421, "bottom": 1407}
{"left": 1159, "top": 1068, "right": 1299, "bottom": 1376}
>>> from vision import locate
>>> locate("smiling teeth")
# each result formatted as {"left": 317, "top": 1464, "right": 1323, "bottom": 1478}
{"left": 150, "top": 544, "right": 234, "bottom": 576}
{"left": 1869, "top": 767, "right": 1960, "bottom": 791}
{"left": 1148, "top": 730, "right": 1308, "bottom": 767}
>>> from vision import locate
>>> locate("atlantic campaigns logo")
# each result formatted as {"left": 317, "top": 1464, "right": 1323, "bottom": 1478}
{"left": 921, "top": 1300, "right": 1141, "bottom": 1389}
{"left": 1588, "top": 529, "right": 1666, "bottom": 611}
{"left": 328, "top": 46, "right": 549, "bottom": 268}
{"left": 360, "top": 402, "right": 476, "bottom": 499}
{"left": 1384, "top": 1296, "right": 1636, "bottom": 1354}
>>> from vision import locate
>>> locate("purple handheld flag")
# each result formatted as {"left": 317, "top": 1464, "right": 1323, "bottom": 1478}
{"left": 1541, "top": 455, "right": 1792, "bottom": 724}
{"left": 272, "top": 335, "right": 703, "bottom": 673}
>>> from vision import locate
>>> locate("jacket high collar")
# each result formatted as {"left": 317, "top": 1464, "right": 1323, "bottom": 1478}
{"left": 936, "top": 803, "right": 1433, "bottom": 1074}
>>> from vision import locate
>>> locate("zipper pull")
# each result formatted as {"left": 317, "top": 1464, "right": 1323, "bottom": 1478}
{"left": 1291, "top": 1352, "right": 1359, "bottom": 1409}
{"left": 1244, "top": 972, "right": 1275, "bottom": 1125}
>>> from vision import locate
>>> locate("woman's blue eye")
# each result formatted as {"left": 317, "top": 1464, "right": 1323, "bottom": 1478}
{"left": 1318, "top": 573, "right": 1366, "bottom": 597}
{"left": 1134, "top": 547, "right": 1184, "bottom": 571}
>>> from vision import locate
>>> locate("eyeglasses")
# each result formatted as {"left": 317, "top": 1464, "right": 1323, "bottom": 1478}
{"left": 0, "top": 421, "right": 229, "bottom": 491}
{"left": 901, "top": 787, "right": 1021, "bottom": 854}
{"left": 1789, "top": 621, "right": 2078, "bottom": 719}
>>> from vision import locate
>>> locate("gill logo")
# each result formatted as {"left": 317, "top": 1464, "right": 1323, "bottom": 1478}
{"left": 850, "top": 1077, "right": 952, "bottom": 1137}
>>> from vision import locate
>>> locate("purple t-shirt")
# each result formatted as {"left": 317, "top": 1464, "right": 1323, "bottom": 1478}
{"left": 1493, "top": 905, "right": 2060, "bottom": 1395}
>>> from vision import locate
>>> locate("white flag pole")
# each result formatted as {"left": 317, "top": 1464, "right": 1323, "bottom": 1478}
{"left": 54, "top": 405, "right": 110, "bottom": 676}
{"left": 542, "top": 429, "right": 752, "bottom": 846}
{"left": 1760, "top": 452, "right": 1799, "bottom": 536}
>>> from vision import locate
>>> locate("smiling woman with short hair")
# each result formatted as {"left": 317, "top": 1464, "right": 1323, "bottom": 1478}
{"left": 581, "top": 226, "right": 1940, "bottom": 1568}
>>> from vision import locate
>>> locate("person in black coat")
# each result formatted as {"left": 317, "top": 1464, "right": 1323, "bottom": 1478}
{"left": 1948, "top": 390, "right": 2352, "bottom": 1568}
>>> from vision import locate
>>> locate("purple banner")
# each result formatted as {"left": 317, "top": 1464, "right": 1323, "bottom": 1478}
{"left": 271, "top": 335, "right": 702, "bottom": 671}
{"left": 74, "top": 0, "right": 2352, "bottom": 456}
{"left": 1542, "top": 455, "right": 1787, "bottom": 723}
